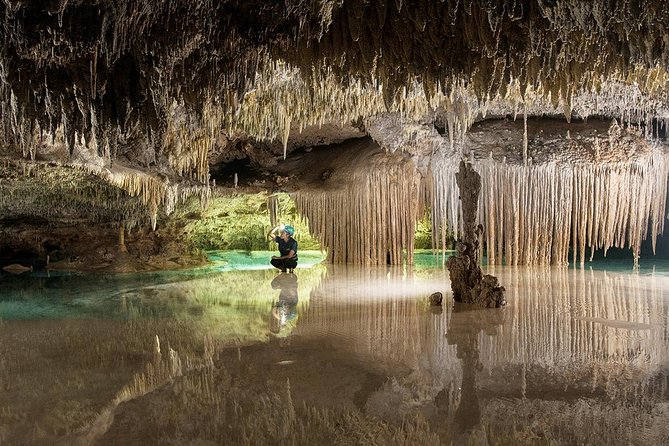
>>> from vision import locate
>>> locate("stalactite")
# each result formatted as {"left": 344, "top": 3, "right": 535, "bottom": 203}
{"left": 430, "top": 124, "right": 669, "bottom": 266}
{"left": 267, "top": 194, "right": 280, "bottom": 228}
{"left": 0, "top": 157, "right": 153, "bottom": 225}
{"left": 293, "top": 153, "right": 422, "bottom": 265}
{"left": 74, "top": 162, "right": 210, "bottom": 230}
{"left": 1, "top": 1, "right": 668, "bottom": 157}
{"left": 1, "top": 0, "right": 669, "bottom": 245}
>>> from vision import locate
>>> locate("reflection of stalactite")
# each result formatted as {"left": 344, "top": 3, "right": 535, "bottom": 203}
{"left": 291, "top": 264, "right": 669, "bottom": 441}
{"left": 479, "top": 267, "right": 669, "bottom": 369}
{"left": 295, "top": 266, "right": 451, "bottom": 367}
{"left": 297, "top": 265, "right": 669, "bottom": 379}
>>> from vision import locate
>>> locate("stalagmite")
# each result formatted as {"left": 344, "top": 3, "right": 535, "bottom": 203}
{"left": 446, "top": 160, "right": 506, "bottom": 308}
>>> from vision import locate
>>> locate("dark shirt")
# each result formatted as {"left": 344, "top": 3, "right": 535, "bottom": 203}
{"left": 275, "top": 236, "right": 298, "bottom": 261}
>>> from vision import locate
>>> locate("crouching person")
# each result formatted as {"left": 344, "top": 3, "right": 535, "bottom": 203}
{"left": 268, "top": 224, "right": 298, "bottom": 273}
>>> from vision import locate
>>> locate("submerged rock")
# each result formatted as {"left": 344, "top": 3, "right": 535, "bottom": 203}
{"left": 429, "top": 292, "right": 443, "bottom": 306}
{"left": 2, "top": 263, "right": 32, "bottom": 274}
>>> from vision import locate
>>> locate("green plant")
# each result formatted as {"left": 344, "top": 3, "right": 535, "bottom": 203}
{"left": 177, "top": 192, "right": 321, "bottom": 251}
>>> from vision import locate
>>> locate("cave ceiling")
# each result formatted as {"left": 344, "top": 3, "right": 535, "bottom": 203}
{"left": 1, "top": 0, "right": 669, "bottom": 227}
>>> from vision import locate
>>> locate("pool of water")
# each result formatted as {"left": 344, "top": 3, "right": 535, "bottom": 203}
{"left": 1, "top": 253, "right": 668, "bottom": 444}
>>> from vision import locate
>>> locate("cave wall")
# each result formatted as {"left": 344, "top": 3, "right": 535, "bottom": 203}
{"left": 2, "top": 1, "right": 669, "bottom": 171}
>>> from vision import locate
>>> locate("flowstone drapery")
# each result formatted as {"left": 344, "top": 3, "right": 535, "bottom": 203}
{"left": 446, "top": 161, "right": 506, "bottom": 308}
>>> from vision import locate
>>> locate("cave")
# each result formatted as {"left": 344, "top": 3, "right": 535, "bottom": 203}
{"left": 1, "top": 1, "right": 669, "bottom": 444}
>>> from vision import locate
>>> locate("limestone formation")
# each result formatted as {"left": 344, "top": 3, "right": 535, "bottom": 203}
{"left": 1, "top": 1, "right": 669, "bottom": 269}
{"left": 447, "top": 161, "right": 506, "bottom": 308}
{"left": 429, "top": 121, "right": 669, "bottom": 267}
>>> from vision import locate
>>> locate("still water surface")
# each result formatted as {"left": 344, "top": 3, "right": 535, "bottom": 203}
{"left": 0, "top": 251, "right": 668, "bottom": 445}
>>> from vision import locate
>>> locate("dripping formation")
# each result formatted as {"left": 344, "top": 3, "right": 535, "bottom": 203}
{"left": 429, "top": 121, "right": 669, "bottom": 267}
{"left": 293, "top": 142, "right": 423, "bottom": 265}
{"left": 289, "top": 119, "right": 668, "bottom": 267}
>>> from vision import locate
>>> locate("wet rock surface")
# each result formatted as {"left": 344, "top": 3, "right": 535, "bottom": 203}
{"left": 0, "top": 219, "right": 206, "bottom": 273}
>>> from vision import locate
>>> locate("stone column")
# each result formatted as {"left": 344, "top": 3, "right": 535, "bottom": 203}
{"left": 446, "top": 161, "right": 506, "bottom": 308}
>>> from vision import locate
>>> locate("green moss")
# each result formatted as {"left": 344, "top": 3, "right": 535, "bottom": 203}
{"left": 178, "top": 192, "right": 321, "bottom": 251}
{"left": 414, "top": 211, "right": 432, "bottom": 249}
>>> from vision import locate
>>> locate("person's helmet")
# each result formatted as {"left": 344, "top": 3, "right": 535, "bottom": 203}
{"left": 283, "top": 225, "right": 295, "bottom": 236}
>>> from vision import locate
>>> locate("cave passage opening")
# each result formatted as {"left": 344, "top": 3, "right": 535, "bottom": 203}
{"left": 179, "top": 191, "right": 321, "bottom": 253}
{"left": 181, "top": 190, "right": 460, "bottom": 268}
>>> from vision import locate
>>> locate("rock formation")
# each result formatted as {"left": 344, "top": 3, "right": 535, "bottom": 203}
{"left": 0, "top": 1, "right": 668, "bottom": 269}
{"left": 429, "top": 292, "right": 443, "bottom": 306}
{"left": 447, "top": 161, "right": 506, "bottom": 308}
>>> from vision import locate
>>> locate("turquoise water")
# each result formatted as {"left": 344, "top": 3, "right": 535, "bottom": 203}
{"left": 205, "top": 249, "right": 326, "bottom": 270}
{"left": 2, "top": 249, "right": 667, "bottom": 321}
{"left": 0, "top": 251, "right": 326, "bottom": 321}
{"left": 413, "top": 249, "right": 669, "bottom": 274}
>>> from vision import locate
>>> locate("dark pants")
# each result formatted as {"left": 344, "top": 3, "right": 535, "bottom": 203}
{"left": 271, "top": 258, "right": 297, "bottom": 271}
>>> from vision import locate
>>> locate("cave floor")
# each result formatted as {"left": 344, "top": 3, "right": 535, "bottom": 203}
{"left": 1, "top": 254, "right": 668, "bottom": 445}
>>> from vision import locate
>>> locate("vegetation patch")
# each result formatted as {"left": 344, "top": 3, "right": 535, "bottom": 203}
{"left": 178, "top": 191, "right": 321, "bottom": 251}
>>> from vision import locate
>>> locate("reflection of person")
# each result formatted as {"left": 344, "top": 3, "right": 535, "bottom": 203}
{"left": 267, "top": 224, "right": 298, "bottom": 273}
{"left": 269, "top": 273, "right": 299, "bottom": 334}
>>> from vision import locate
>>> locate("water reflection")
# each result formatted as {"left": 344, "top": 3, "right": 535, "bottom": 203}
{"left": 299, "top": 266, "right": 669, "bottom": 369}
{"left": 295, "top": 265, "right": 669, "bottom": 444}
{"left": 445, "top": 306, "right": 506, "bottom": 443}
{"left": 1, "top": 263, "right": 668, "bottom": 444}
{"left": 269, "top": 273, "right": 299, "bottom": 336}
